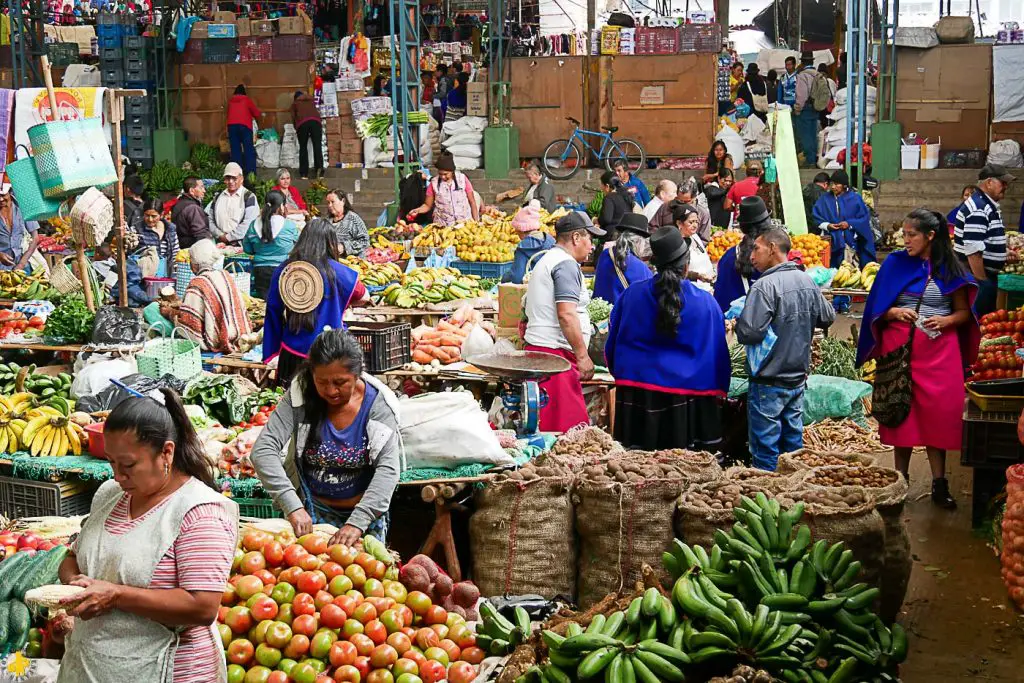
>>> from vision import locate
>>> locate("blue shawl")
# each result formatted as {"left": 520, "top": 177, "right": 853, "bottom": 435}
{"left": 606, "top": 277, "right": 730, "bottom": 395}
{"left": 593, "top": 247, "right": 653, "bottom": 306}
{"left": 855, "top": 250, "right": 980, "bottom": 367}
{"left": 812, "top": 190, "right": 874, "bottom": 257}
{"left": 713, "top": 245, "right": 760, "bottom": 312}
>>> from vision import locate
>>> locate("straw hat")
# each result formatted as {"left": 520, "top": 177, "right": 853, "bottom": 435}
{"left": 279, "top": 261, "right": 324, "bottom": 314}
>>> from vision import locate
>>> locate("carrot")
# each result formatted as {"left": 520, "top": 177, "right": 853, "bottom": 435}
{"left": 420, "top": 329, "right": 443, "bottom": 340}
{"left": 417, "top": 338, "right": 442, "bottom": 347}
{"left": 439, "top": 334, "right": 464, "bottom": 347}
{"left": 441, "top": 345, "right": 462, "bottom": 359}
{"left": 437, "top": 320, "right": 459, "bottom": 332}
{"left": 412, "top": 349, "right": 433, "bottom": 364}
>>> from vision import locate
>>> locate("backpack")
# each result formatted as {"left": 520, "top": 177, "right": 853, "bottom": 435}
{"left": 810, "top": 73, "right": 833, "bottom": 112}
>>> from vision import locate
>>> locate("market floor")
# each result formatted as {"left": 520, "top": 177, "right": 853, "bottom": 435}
{"left": 878, "top": 451, "right": 1024, "bottom": 682}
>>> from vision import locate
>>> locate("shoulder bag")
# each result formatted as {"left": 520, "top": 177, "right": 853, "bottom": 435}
{"left": 870, "top": 280, "right": 927, "bottom": 428}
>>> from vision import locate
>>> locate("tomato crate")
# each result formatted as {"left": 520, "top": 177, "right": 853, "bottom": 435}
{"left": 348, "top": 321, "right": 412, "bottom": 373}
{"left": 961, "top": 401, "right": 1024, "bottom": 469}
{"left": 235, "top": 497, "right": 283, "bottom": 519}
{"left": 239, "top": 37, "right": 273, "bottom": 62}
{"left": 0, "top": 476, "right": 97, "bottom": 519}
{"left": 967, "top": 379, "right": 1024, "bottom": 413}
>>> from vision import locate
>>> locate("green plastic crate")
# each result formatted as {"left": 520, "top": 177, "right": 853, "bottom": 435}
{"left": 235, "top": 497, "right": 283, "bottom": 519}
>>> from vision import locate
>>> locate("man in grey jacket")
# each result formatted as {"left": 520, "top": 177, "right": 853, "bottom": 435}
{"left": 206, "top": 163, "right": 259, "bottom": 245}
{"left": 736, "top": 228, "right": 835, "bottom": 470}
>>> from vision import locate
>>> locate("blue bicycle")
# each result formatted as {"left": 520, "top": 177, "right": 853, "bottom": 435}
{"left": 542, "top": 117, "right": 647, "bottom": 180}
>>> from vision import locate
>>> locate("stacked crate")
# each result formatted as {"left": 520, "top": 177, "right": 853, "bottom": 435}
{"left": 325, "top": 90, "right": 363, "bottom": 165}
{"left": 97, "top": 12, "right": 144, "bottom": 87}
{"left": 108, "top": 34, "right": 156, "bottom": 168}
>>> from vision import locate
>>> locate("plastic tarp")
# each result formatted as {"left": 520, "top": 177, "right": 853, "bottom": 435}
{"left": 993, "top": 45, "right": 1024, "bottom": 123}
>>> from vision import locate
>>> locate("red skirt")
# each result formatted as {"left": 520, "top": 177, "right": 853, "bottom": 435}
{"left": 876, "top": 321, "right": 965, "bottom": 450}
{"left": 524, "top": 344, "right": 590, "bottom": 433}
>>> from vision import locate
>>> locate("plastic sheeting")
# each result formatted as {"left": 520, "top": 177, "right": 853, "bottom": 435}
{"left": 994, "top": 45, "right": 1024, "bottom": 123}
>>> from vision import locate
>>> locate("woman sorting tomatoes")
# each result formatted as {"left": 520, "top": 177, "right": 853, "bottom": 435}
{"left": 251, "top": 329, "right": 404, "bottom": 545}
{"left": 54, "top": 390, "right": 239, "bottom": 683}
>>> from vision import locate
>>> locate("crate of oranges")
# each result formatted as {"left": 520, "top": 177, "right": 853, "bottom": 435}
{"left": 707, "top": 229, "right": 743, "bottom": 262}
{"left": 790, "top": 233, "right": 831, "bottom": 269}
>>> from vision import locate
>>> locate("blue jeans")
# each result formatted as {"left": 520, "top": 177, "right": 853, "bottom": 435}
{"left": 228, "top": 124, "right": 257, "bottom": 176}
{"left": 795, "top": 107, "right": 820, "bottom": 165}
{"left": 748, "top": 382, "right": 805, "bottom": 471}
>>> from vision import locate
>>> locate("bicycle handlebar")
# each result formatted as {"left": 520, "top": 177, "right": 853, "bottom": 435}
{"left": 565, "top": 117, "right": 581, "bottom": 126}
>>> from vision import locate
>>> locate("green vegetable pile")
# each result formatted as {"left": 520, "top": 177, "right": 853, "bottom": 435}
{"left": 187, "top": 143, "right": 223, "bottom": 179}
{"left": 357, "top": 111, "right": 430, "bottom": 146}
{"left": 587, "top": 297, "right": 612, "bottom": 324}
{"left": 140, "top": 161, "right": 188, "bottom": 194}
{"left": 303, "top": 178, "right": 330, "bottom": 216}
{"left": 248, "top": 387, "right": 284, "bottom": 413}
{"left": 810, "top": 338, "right": 858, "bottom": 381}
{"left": 588, "top": 191, "right": 604, "bottom": 218}
{"left": 43, "top": 296, "right": 95, "bottom": 343}
{"left": 522, "top": 495, "right": 907, "bottom": 683}
{"left": 183, "top": 374, "right": 251, "bottom": 427}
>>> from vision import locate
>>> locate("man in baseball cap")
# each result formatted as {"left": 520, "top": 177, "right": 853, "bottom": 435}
{"left": 521, "top": 211, "right": 605, "bottom": 432}
{"left": 206, "top": 162, "right": 258, "bottom": 245}
{"left": 953, "top": 164, "right": 1016, "bottom": 315}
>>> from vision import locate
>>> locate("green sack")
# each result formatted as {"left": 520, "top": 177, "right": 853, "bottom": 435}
{"left": 803, "top": 374, "right": 873, "bottom": 425}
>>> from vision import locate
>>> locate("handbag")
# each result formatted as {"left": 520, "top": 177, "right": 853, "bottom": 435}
{"left": 870, "top": 280, "right": 927, "bottom": 428}
{"left": 69, "top": 187, "right": 113, "bottom": 247}
{"left": 28, "top": 116, "right": 117, "bottom": 198}
{"left": 136, "top": 327, "right": 203, "bottom": 380}
{"left": 226, "top": 260, "right": 251, "bottom": 297}
{"left": 5, "top": 146, "right": 62, "bottom": 221}
{"left": 752, "top": 92, "right": 769, "bottom": 113}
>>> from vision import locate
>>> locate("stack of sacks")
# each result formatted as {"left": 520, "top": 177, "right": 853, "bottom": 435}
{"left": 363, "top": 112, "right": 436, "bottom": 168}
{"left": 820, "top": 86, "right": 877, "bottom": 169}
{"left": 441, "top": 116, "right": 487, "bottom": 170}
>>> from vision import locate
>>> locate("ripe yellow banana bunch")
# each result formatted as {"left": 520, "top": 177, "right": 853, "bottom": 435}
{"left": 0, "top": 392, "right": 39, "bottom": 421}
{"left": 21, "top": 410, "right": 83, "bottom": 458}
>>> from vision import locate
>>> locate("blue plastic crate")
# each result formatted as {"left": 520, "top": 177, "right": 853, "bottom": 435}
{"left": 126, "top": 80, "right": 156, "bottom": 91}
{"left": 96, "top": 34, "right": 121, "bottom": 48}
{"left": 96, "top": 23, "right": 121, "bottom": 37}
{"left": 224, "top": 254, "right": 254, "bottom": 273}
{"left": 451, "top": 259, "right": 513, "bottom": 279}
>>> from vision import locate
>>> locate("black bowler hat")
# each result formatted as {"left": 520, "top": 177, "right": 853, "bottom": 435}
{"left": 617, "top": 213, "right": 651, "bottom": 237}
{"left": 737, "top": 196, "right": 771, "bottom": 228}
{"left": 650, "top": 226, "right": 690, "bottom": 269}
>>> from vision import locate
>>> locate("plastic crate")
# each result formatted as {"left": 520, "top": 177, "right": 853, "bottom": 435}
{"left": 126, "top": 96, "right": 154, "bottom": 115}
{"left": 101, "top": 67, "right": 124, "bottom": 86}
{"left": 97, "top": 11, "right": 119, "bottom": 25}
{"left": 126, "top": 66, "right": 151, "bottom": 81}
{"left": 96, "top": 34, "right": 121, "bottom": 49}
{"left": 235, "top": 497, "right": 284, "bottom": 519}
{"left": 239, "top": 37, "right": 273, "bottom": 62}
{"left": 123, "top": 35, "right": 151, "bottom": 50}
{"left": 348, "top": 321, "right": 412, "bottom": 373}
{"left": 47, "top": 42, "right": 80, "bottom": 67}
{"left": 181, "top": 39, "right": 204, "bottom": 64}
{"left": 272, "top": 35, "right": 313, "bottom": 61}
{"left": 967, "top": 379, "right": 1024, "bottom": 413}
{"left": 679, "top": 23, "right": 723, "bottom": 53}
{"left": 203, "top": 38, "right": 237, "bottom": 64}
{"left": 0, "top": 476, "right": 97, "bottom": 518}
{"left": 961, "top": 415, "right": 1024, "bottom": 469}
{"left": 451, "top": 259, "right": 513, "bottom": 279}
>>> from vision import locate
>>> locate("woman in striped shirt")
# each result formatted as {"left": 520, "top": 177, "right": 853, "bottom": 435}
{"left": 53, "top": 389, "right": 238, "bottom": 683}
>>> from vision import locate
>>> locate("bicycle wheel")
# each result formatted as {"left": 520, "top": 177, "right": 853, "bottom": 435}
{"left": 542, "top": 139, "right": 584, "bottom": 179}
{"left": 604, "top": 138, "right": 647, "bottom": 175}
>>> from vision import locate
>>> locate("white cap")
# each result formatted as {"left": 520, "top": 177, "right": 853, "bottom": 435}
{"left": 0, "top": 183, "right": 11, "bottom": 195}
{"left": 223, "top": 162, "right": 244, "bottom": 178}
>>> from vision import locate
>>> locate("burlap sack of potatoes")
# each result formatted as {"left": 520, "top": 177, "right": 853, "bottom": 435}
{"left": 673, "top": 480, "right": 774, "bottom": 551}
{"left": 776, "top": 448, "right": 879, "bottom": 474}
{"left": 723, "top": 465, "right": 798, "bottom": 493}
{"left": 537, "top": 424, "right": 625, "bottom": 473}
{"left": 796, "top": 465, "right": 910, "bottom": 622}
{"left": 777, "top": 485, "right": 886, "bottom": 590}
{"left": 469, "top": 465, "right": 577, "bottom": 601}
{"left": 574, "top": 456, "right": 689, "bottom": 608}
{"left": 647, "top": 449, "right": 723, "bottom": 484}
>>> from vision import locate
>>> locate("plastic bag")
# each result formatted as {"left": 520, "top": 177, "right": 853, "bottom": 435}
{"left": 807, "top": 266, "right": 836, "bottom": 288}
{"left": 256, "top": 138, "right": 281, "bottom": 168}
{"left": 399, "top": 390, "right": 515, "bottom": 469}
{"left": 423, "top": 246, "right": 456, "bottom": 268}
{"left": 725, "top": 296, "right": 746, "bottom": 320}
{"left": 461, "top": 324, "right": 494, "bottom": 358}
{"left": 988, "top": 139, "right": 1024, "bottom": 168}
{"left": 716, "top": 121, "right": 745, "bottom": 168}
{"left": 1001, "top": 464, "right": 1024, "bottom": 609}
{"left": 74, "top": 372, "right": 187, "bottom": 413}
{"left": 279, "top": 124, "right": 300, "bottom": 169}
{"left": 70, "top": 357, "right": 136, "bottom": 399}
{"left": 802, "top": 374, "right": 873, "bottom": 424}
{"left": 91, "top": 306, "right": 144, "bottom": 345}
{"left": 745, "top": 327, "right": 777, "bottom": 377}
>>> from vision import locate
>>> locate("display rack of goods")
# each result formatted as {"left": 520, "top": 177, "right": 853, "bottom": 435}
{"left": 830, "top": 261, "right": 880, "bottom": 291}
{"left": 0, "top": 270, "right": 60, "bottom": 302}
{"left": 708, "top": 230, "right": 743, "bottom": 261}
{"left": 789, "top": 233, "right": 829, "bottom": 268}
{"left": 1005, "top": 232, "right": 1024, "bottom": 274}
{"left": 219, "top": 527, "right": 483, "bottom": 683}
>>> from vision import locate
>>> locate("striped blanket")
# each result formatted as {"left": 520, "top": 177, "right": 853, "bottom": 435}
{"left": 178, "top": 268, "right": 252, "bottom": 353}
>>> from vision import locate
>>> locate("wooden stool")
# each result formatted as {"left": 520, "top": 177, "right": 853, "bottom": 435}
{"left": 418, "top": 482, "right": 467, "bottom": 581}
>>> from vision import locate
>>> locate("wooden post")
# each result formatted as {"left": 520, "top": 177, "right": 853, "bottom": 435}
{"left": 41, "top": 56, "right": 94, "bottom": 312}
{"left": 107, "top": 89, "right": 147, "bottom": 308}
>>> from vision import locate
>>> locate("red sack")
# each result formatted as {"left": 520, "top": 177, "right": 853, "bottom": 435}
{"left": 1001, "top": 464, "right": 1024, "bottom": 609}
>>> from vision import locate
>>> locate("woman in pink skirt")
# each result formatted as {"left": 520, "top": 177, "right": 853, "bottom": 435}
{"left": 857, "top": 209, "right": 980, "bottom": 508}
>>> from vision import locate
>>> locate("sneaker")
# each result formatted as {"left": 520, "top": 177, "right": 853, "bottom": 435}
{"left": 931, "top": 477, "right": 956, "bottom": 509}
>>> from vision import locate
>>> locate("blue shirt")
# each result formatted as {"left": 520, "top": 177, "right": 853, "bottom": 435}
{"left": 622, "top": 175, "right": 651, "bottom": 208}
{"left": 592, "top": 247, "right": 653, "bottom": 307}
{"left": 502, "top": 233, "right": 554, "bottom": 284}
{"left": 303, "top": 383, "right": 379, "bottom": 500}
{"left": 0, "top": 201, "right": 39, "bottom": 267}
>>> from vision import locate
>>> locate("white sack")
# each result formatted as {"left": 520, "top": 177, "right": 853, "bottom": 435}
{"left": 399, "top": 390, "right": 514, "bottom": 469}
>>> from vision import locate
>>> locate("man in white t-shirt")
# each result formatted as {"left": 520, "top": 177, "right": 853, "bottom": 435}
{"left": 523, "top": 211, "right": 605, "bottom": 432}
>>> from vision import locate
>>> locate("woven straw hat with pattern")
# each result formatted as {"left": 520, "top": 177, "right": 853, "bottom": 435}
{"left": 279, "top": 261, "right": 324, "bottom": 314}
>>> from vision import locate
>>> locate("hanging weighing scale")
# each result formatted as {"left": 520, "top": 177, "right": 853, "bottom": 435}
{"left": 465, "top": 351, "right": 570, "bottom": 436}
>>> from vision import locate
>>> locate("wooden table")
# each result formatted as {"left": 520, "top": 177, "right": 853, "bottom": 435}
{"left": 0, "top": 342, "right": 143, "bottom": 353}
{"left": 207, "top": 355, "right": 272, "bottom": 385}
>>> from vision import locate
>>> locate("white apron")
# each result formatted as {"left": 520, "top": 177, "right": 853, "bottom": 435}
{"left": 58, "top": 478, "right": 238, "bottom": 683}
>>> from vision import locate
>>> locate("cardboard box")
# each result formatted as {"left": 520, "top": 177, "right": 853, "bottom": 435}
{"left": 236, "top": 18, "right": 250, "bottom": 36}
{"left": 323, "top": 116, "right": 342, "bottom": 136}
{"left": 213, "top": 11, "right": 236, "bottom": 23}
{"left": 467, "top": 82, "right": 488, "bottom": 117}
{"left": 190, "top": 21, "right": 209, "bottom": 39}
{"left": 251, "top": 19, "right": 276, "bottom": 36}
{"left": 277, "top": 17, "right": 304, "bottom": 35}
{"left": 207, "top": 23, "right": 236, "bottom": 38}
{"left": 497, "top": 283, "right": 527, "bottom": 328}
{"left": 332, "top": 139, "right": 362, "bottom": 161}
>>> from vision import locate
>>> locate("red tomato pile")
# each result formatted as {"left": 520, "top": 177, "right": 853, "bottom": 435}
{"left": 0, "top": 530, "right": 63, "bottom": 561}
{"left": 0, "top": 310, "right": 44, "bottom": 339}
{"left": 238, "top": 405, "right": 276, "bottom": 430}
{"left": 220, "top": 528, "right": 481, "bottom": 683}
{"left": 971, "top": 309, "right": 1024, "bottom": 381}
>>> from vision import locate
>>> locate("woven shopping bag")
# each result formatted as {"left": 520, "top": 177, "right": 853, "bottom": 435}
{"left": 6, "top": 146, "right": 62, "bottom": 221}
{"left": 175, "top": 261, "right": 194, "bottom": 297}
{"left": 137, "top": 327, "right": 202, "bottom": 380}
{"left": 28, "top": 117, "right": 117, "bottom": 198}
{"left": 225, "top": 261, "right": 251, "bottom": 297}
{"left": 69, "top": 187, "right": 113, "bottom": 247}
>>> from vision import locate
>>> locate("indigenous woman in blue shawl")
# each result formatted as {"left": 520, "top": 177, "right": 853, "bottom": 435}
{"left": 713, "top": 196, "right": 771, "bottom": 312}
{"left": 593, "top": 213, "right": 653, "bottom": 306}
{"left": 812, "top": 169, "right": 876, "bottom": 267}
{"left": 606, "top": 227, "right": 730, "bottom": 450}
{"left": 856, "top": 209, "right": 979, "bottom": 509}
